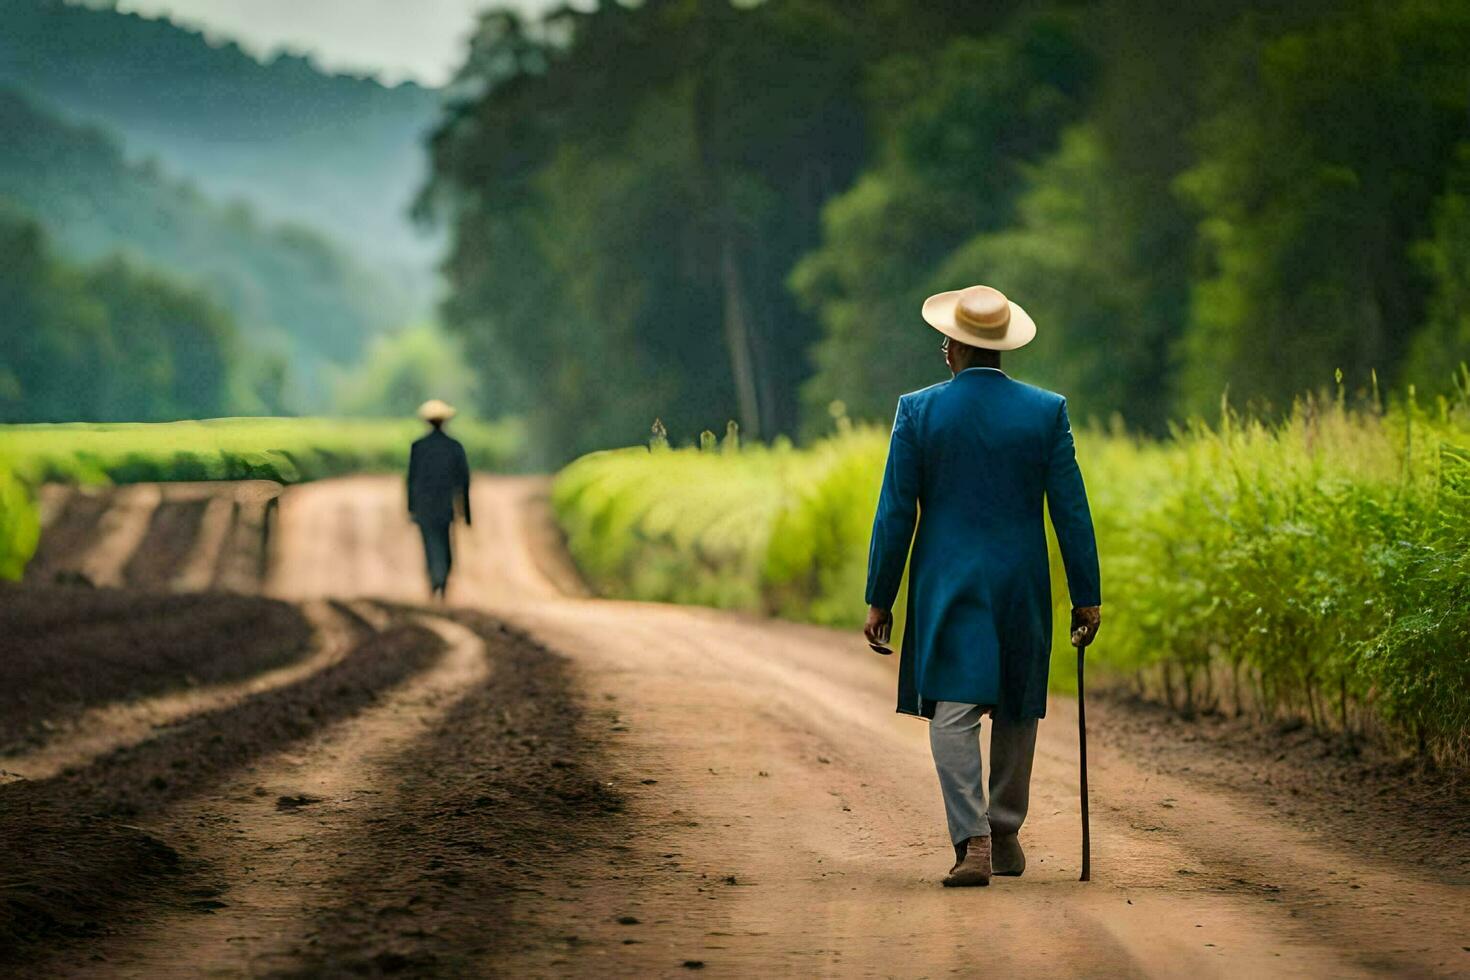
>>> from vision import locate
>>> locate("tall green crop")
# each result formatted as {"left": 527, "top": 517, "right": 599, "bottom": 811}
{"left": 553, "top": 394, "right": 1470, "bottom": 763}
{"left": 0, "top": 457, "right": 39, "bottom": 581}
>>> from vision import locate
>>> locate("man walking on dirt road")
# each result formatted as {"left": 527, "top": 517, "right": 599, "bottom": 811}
{"left": 863, "top": 284, "right": 1102, "bottom": 888}
{"left": 408, "top": 399, "right": 471, "bottom": 600}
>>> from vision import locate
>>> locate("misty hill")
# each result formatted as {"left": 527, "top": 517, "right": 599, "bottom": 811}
{"left": 0, "top": 88, "right": 411, "bottom": 411}
{"left": 0, "top": 0, "right": 442, "bottom": 274}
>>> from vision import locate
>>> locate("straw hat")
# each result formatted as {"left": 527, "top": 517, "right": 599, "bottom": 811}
{"left": 922, "top": 284, "right": 1036, "bottom": 351}
{"left": 417, "top": 399, "right": 457, "bottom": 422}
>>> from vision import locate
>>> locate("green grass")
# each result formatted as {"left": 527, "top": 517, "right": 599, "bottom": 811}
{"left": 0, "top": 415, "right": 524, "bottom": 579}
{"left": 553, "top": 387, "right": 1470, "bottom": 763}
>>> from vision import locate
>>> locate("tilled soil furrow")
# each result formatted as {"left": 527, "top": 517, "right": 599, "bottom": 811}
{"left": 0, "top": 585, "right": 315, "bottom": 752}
{"left": 0, "top": 619, "right": 444, "bottom": 966}
{"left": 2, "top": 601, "right": 358, "bottom": 781}
{"left": 276, "top": 611, "right": 625, "bottom": 977}
{"left": 212, "top": 489, "right": 279, "bottom": 593}
{"left": 172, "top": 495, "right": 236, "bottom": 592}
{"left": 24, "top": 488, "right": 111, "bottom": 584}
{"left": 120, "top": 498, "right": 209, "bottom": 589}
{"left": 74, "top": 484, "right": 162, "bottom": 589}
{"left": 42, "top": 608, "right": 499, "bottom": 975}
{"left": 40, "top": 610, "right": 492, "bottom": 978}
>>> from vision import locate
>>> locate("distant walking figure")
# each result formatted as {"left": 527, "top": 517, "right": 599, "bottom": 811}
{"left": 863, "top": 285, "right": 1101, "bottom": 888}
{"left": 408, "top": 399, "right": 471, "bottom": 600}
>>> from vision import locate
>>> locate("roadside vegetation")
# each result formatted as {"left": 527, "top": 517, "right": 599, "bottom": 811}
{"left": 0, "top": 416, "right": 522, "bottom": 580}
{"left": 554, "top": 380, "right": 1470, "bottom": 765}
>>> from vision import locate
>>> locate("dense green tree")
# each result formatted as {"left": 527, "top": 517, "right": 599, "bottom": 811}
{"left": 83, "top": 257, "right": 237, "bottom": 421}
{"left": 1403, "top": 144, "right": 1470, "bottom": 394}
{"left": 425, "top": 0, "right": 1470, "bottom": 447}
{"left": 945, "top": 125, "right": 1145, "bottom": 425}
{"left": 0, "top": 210, "right": 107, "bottom": 421}
{"left": 793, "top": 11, "right": 1095, "bottom": 428}
{"left": 0, "top": 209, "right": 250, "bottom": 422}
{"left": 423, "top": 1, "right": 870, "bottom": 458}
{"left": 331, "top": 322, "right": 480, "bottom": 417}
{"left": 1175, "top": 0, "right": 1470, "bottom": 415}
{"left": 0, "top": 88, "right": 411, "bottom": 412}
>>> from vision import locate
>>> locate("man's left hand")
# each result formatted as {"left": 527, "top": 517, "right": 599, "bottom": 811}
{"left": 864, "top": 605, "right": 893, "bottom": 653}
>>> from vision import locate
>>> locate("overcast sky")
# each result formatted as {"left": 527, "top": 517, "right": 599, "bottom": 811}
{"left": 111, "top": 0, "right": 567, "bottom": 86}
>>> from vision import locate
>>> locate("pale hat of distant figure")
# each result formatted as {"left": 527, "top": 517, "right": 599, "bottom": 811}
{"left": 417, "top": 399, "right": 457, "bottom": 422}
{"left": 922, "top": 284, "right": 1036, "bottom": 351}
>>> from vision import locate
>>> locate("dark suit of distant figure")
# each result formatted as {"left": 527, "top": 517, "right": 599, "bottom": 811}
{"left": 407, "top": 424, "right": 470, "bottom": 598}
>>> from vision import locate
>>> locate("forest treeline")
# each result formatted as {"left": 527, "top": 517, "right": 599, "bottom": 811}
{"left": 0, "top": 209, "right": 245, "bottom": 422}
{"left": 0, "top": 0, "right": 441, "bottom": 272}
{"left": 423, "top": 0, "right": 1470, "bottom": 460}
{"left": 0, "top": 0, "right": 454, "bottom": 423}
{"left": 0, "top": 89, "right": 418, "bottom": 416}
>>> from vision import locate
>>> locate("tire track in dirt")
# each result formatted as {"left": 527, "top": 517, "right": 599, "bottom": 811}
{"left": 1, "top": 601, "right": 358, "bottom": 782}
{"left": 53, "top": 613, "right": 490, "bottom": 978}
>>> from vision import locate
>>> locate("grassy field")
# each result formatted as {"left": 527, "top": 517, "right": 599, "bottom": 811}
{"left": 0, "top": 416, "right": 523, "bottom": 580}
{"left": 554, "top": 384, "right": 1470, "bottom": 763}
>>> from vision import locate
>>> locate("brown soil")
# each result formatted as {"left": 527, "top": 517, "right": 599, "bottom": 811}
{"left": 23, "top": 488, "right": 111, "bottom": 582}
{"left": 1090, "top": 690, "right": 1470, "bottom": 880}
{"left": 26, "top": 482, "right": 280, "bottom": 592}
{"left": 14, "top": 475, "right": 1470, "bottom": 978}
{"left": 272, "top": 609, "right": 624, "bottom": 977}
{"left": 0, "top": 617, "right": 438, "bottom": 962}
{"left": 0, "top": 585, "right": 312, "bottom": 751}
{"left": 120, "top": 497, "right": 207, "bottom": 587}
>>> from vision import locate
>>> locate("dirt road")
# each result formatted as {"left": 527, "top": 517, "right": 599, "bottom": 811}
{"left": 11, "top": 476, "right": 1469, "bottom": 977}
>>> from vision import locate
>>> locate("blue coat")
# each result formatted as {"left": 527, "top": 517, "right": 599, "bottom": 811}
{"left": 865, "top": 367, "right": 1101, "bottom": 721}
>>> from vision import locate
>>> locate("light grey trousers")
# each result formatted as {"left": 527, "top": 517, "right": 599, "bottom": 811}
{"left": 928, "top": 701, "right": 1039, "bottom": 845}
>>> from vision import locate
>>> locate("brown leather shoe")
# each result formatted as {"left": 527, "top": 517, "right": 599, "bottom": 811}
{"left": 992, "top": 833, "right": 1025, "bottom": 877}
{"left": 942, "top": 834, "right": 991, "bottom": 887}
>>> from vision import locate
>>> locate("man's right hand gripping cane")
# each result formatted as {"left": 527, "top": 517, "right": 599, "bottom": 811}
{"left": 1070, "top": 605, "right": 1101, "bottom": 648}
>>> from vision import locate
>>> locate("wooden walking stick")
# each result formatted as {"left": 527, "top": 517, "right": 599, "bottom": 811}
{"left": 1076, "top": 640, "right": 1091, "bottom": 882}
{"left": 1072, "top": 616, "right": 1096, "bottom": 882}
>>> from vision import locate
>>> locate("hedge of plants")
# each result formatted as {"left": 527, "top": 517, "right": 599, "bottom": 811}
{"left": 553, "top": 384, "right": 1470, "bottom": 763}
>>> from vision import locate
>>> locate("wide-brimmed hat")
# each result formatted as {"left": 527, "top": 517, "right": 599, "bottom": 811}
{"left": 922, "top": 284, "right": 1036, "bottom": 352}
{"left": 417, "top": 399, "right": 457, "bottom": 422}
